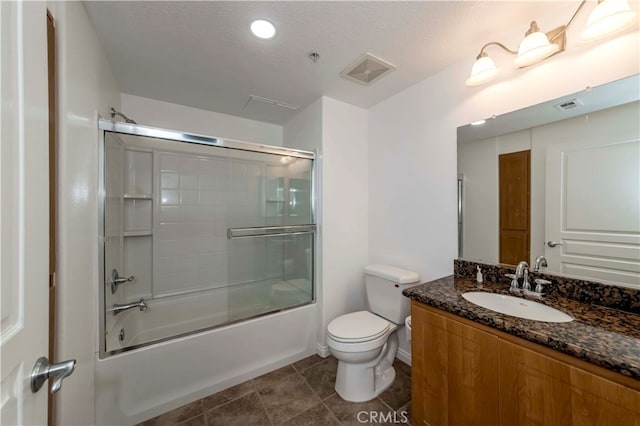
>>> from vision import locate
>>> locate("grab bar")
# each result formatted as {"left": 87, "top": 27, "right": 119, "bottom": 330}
{"left": 227, "top": 224, "right": 317, "bottom": 239}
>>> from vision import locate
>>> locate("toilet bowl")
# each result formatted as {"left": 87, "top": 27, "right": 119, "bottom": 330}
{"left": 326, "top": 265, "right": 420, "bottom": 402}
{"left": 327, "top": 310, "right": 399, "bottom": 402}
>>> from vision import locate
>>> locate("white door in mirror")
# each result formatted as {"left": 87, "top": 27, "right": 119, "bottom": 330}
{"left": 462, "top": 292, "right": 573, "bottom": 323}
{"left": 544, "top": 105, "right": 640, "bottom": 286}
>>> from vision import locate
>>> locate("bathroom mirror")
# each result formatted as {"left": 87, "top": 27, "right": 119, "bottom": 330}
{"left": 457, "top": 74, "right": 639, "bottom": 288}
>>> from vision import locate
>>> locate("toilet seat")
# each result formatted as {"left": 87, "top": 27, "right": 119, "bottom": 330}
{"left": 327, "top": 311, "right": 390, "bottom": 343}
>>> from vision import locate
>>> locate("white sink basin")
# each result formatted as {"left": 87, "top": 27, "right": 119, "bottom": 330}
{"left": 462, "top": 292, "right": 573, "bottom": 323}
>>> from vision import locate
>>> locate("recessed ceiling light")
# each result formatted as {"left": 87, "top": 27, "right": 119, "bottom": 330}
{"left": 251, "top": 19, "right": 276, "bottom": 39}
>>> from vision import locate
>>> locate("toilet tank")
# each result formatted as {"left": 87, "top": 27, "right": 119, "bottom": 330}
{"left": 364, "top": 264, "right": 420, "bottom": 324}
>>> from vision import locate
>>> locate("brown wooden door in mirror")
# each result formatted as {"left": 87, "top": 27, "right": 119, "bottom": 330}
{"left": 499, "top": 150, "right": 530, "bottom": 265}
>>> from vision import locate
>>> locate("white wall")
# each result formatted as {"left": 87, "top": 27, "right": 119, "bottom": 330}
{"left": 320, "top": 97, "right": 369, "bottom": 353}
{"left": 121, "top": 93, "right": 283, "bottom": 146}
{"left": 283, "top": 97, "right": 369, "bottom": 356}
{"left": 458, "top": 135, "right": 499, "bottom": 262}
{"left": 368, "top": 14, "right": 639, "bottom": 290}
{"left": 49, "top": 2, "right": 121, "bottom": 425}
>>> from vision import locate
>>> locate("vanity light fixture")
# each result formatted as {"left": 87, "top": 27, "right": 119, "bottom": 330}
{"left": 580, "top": 0, "right": 638, "bottom": 41}
{"left": 466, "top": 0, "right": 638, "bottom": 87}
{"left": 250, "top": 19, "right": 276, "bottom": 39}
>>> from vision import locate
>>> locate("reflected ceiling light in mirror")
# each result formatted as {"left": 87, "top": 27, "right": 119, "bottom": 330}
{"left": 466, "top": 0, "right": 637, "bottom": 87}
{"left": 470, "top": 119, "right": 486, "bottom": 126}
{"left": 580, "top": 0, "right": 638, "bottom": 42}
{"left": 251, "top": 19, "right": 276, "bottom": 39}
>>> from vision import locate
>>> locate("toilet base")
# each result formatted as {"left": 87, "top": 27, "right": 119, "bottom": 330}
{"left": 333, "top": 332, "right": 399, "bottom": 402}
{"left": 335, "top": 363, "right": 396, "bottom": 402}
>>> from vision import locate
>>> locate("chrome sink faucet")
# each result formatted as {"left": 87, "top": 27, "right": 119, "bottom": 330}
{"left": 512, "top": 261, "right": 530, "bottom": 291}
{"left": 534, "top": 255, "right": 548, "bottom": 272}
{"left": 113, "top": 298, "right": 148, "bottom": 315}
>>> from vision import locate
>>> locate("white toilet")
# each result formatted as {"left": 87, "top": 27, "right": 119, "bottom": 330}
{"left": 327, "top": 264, "right": 420, "bottom": 402}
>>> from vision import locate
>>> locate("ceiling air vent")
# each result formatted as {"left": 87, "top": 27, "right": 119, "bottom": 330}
{"left": 554, "top": 98, "right": 584, "bottom": 111}
{"left": 340, "top": 53, "right": 396, "bottom": 85}
{"left": 244, "top": 95, "right": 299, "bottom": 111}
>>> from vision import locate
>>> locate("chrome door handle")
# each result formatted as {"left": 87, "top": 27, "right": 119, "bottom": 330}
{"left": 110, "top": 268, "right": 135, "bottom": 294}
{"left": 30, "top": 356, "right": 76, "bottom": 394}
{"left": 547, "top": 241, "right": 563, "bottom": 247}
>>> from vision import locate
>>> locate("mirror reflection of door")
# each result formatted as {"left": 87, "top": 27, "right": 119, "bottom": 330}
{"left": 499, "top": 150, "right": 530, "bottom": 265}
{"left": 543, "top": 104, "right": 640, "bottom": 285}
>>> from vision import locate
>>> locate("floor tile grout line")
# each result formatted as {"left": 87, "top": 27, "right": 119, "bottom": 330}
{"left": 251, "top": 369, "right": 299, "bottom": 393}
{"left": 201, "top": 389, "right": 257, "bottom": 419}
{"left": 253, "top": 388, "right": 276, "bottom": 426}
{"left": 292, "top": 356, "right": 326, "bottom": 374}
{"left": 298, "top": 367, "right": 326, "bottom": 404}
{"left": 201, "top": 387, "right": 255, "bottom": 413}
{"left": 272, "top": 370, "right": 324, "bottom": 425}
{"left": 321, "top": 391, "right": 337, "bottom": 402}
{"left": 319, "top": 398, "right": 344, "bottom": 426}
{"left": 376, "top": 395, "right": 396, "bottom": 413}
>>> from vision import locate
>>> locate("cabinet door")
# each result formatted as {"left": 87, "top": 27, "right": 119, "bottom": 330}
{"left": 412, "top": 303, "right": 499, "bottom": 426}
{"left": 499, "top": 339, "right": 640, "bottom": 426}
{"left": 499, "top": 339, "right": 573, "bottom": 426}
{"left": 569, "top": 366, "right": 640, "bottom": 426}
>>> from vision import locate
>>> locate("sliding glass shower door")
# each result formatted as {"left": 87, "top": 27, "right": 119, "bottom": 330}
{"left": 100, "top": 122, "right": 315, "bottom": 355}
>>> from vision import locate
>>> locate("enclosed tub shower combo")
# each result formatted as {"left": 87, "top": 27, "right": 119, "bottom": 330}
{"left": 97, "top": 120, "right": 317, "bottom": 424}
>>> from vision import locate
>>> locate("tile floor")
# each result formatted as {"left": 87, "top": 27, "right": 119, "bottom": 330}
{"left": 139, "top": 356, "right": 412, "bottom": 426}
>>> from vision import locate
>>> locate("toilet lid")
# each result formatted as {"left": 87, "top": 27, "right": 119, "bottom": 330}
{"left": 327, "top": 311, "right": 390, "bottom": 343}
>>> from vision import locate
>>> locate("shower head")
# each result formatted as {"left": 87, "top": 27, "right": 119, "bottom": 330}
{"left": 110, "top": 107, "right": 137, "bottom": 124}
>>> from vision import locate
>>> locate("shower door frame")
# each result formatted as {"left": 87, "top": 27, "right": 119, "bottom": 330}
{"left": 97, "top": 119, "right": 317, "bottom": 357}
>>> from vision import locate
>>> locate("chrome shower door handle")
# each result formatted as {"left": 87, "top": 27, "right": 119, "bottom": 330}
{"left": 30, "top": 356, "right": 76, "bottom": 394}
{"left": 547, "top": 241, "right": 563, "bottom": 247}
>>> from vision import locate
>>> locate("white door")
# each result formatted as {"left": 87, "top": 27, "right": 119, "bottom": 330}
{"left": 545, "top": 103, "right": 640, "bottom": 285}
{"left": 1, "top": 2, "right": 53, "bottom": 424}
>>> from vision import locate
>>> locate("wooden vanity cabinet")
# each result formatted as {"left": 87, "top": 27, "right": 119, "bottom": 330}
{"left": 411, "top": 301, "right": 640, "bottom": 426}
{"left": 411, "top": 302, "right": 499, "bottom": 426}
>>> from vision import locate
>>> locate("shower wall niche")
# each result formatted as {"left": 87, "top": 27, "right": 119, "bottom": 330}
{"left": 100, "top": 124, "right": 316, "bottom": 355}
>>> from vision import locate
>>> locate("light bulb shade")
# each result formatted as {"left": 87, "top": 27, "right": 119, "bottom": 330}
{"left": 465, "top": 55, "right": 499, "bottom": 86}
{"left": 514, "top": 31, "right": 560, "bottom": 67}
{"left": 580, "top": 0, "right": 637, "bottom": 42}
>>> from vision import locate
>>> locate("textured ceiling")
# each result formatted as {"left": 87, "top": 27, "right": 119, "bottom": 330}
{"left": 84, "top": 1, "right": 578, "bottom": 124}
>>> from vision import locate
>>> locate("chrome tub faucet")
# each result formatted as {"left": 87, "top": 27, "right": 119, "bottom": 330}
{"left": 113, "top": 298, "right": 148, "bottom": 315}
{"left": 534, "top": 255, "right": 548, "bottom": 272}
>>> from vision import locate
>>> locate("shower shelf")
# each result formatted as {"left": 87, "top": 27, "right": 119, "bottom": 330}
{"left": 124, "top": 230, "right": 152, "bottom": 237}
{"left": 124, "top": 193, "right": 153, "bottom": 199}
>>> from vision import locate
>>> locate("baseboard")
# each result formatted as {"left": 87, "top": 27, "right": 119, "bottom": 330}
{"left": 396, "top": 347, "right": 411, "bottom": 366}
{"left": 316, "top": 342, "right": 330, "bottom": 358}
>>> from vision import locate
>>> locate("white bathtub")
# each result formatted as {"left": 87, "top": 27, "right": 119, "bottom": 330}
{"left": 95, "top": 282, "right": 317, "bottom": 425}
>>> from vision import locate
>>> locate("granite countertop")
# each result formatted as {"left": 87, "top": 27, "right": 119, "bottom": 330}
{"left": 403, "top": 275, "right": 640, "bottom": 381}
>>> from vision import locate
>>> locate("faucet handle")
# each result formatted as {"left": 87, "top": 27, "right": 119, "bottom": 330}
{"left": 111, "top": 268, "right": 135, "bottom": 294}
{"left": 522, "top": 269, "right": 531, "bottom": 291}
{"left": 534, "top": 279, "right": 551, "bottom": 294}
{"left": 505, "top": 274, "right": 520, "bottom": 291}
